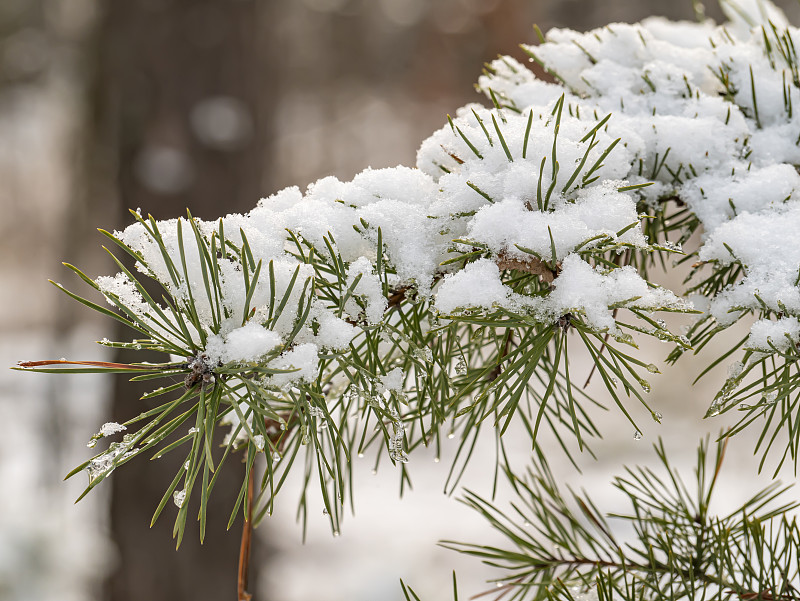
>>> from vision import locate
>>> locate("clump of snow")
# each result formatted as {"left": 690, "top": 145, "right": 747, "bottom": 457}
{"left": 95, "top": 272, "right": 149, "bottom": 320}
{"left": 294, "top": 302, "right": 357, "bottom": 351}
{"left": 747, "top": 317, "right": 800, "bottom": 352}
{"left": 99, "top": 422, "right": 126, "bottom": 437}
{"left": 539, "top": 254, "right": 690, "bottom": 333}
{"left": 465, "top": 181, "right": 646, "bottom": 261}
{"left": 205, "top": 322, "right": 282, "bottom": 364}
{"left": 700, "top": 204, "right": 800, "bottom": 324}
{"left": 345, "top": 257, "right": 388, "bottom": 325}
{"left": 471, "top": 0, "right": 800, "bottom": 373}
{"left": 87, "top": 422, "right": 128, "bottom": 448}
{"left": 379, "top": 368, "right": 405, "bottom": 393}
{"left": 720, "top": 0, "right": 790, "bottom": 38}
{"left": 435, "top": 259, "right": 518, "bottom": 314}
{"left": 270, "top": 344, "right": 320, "bottom": 389}
{"left": 682, "top": 164, "right": 800, "bottom": 233}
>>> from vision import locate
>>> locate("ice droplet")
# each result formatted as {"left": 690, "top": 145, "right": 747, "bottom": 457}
{"left": 727, "top": 361, "right": 744, "bottom": 378}
{"left": 322, "top": 508, "right": 329, "bottom": 515}
{"left": 86, "top": 442, "right": 130, "bottom": 482}
{"left": 253, "top": 435, "right": 265, "bottom": 451}
{"left": 633, "top": 430, "right": 643, "bottom": 441}
{"left": 413, "top": 346, "right": 433, "bottom": 364}
{"left": 646, "top": 364, "right": 659, "bottom": 374}
{"left": 173, "top": 489, "right": 186, "bottom": 508}
{"left": 390, "top": 451, "right": 410, "bottom": 463}
{"left": 652, "top": 412, "right": 663, "bottom": 423}
{"left": 188, "top": 427, "right": 199, "bottom": 435}
{"left": 272, "top": 451, "right": 281, "bottom": 462}
{"left": 706, "top": 402, "right": 722, "bottom": 417}
{"left": 455, "top": 357, "right": 468, "bottom": 375}
{"left": 639, "top": 379, "right": 651, "bottom": 393}
{"left": 86, "top": 456, "right": 112, "bottom": 482}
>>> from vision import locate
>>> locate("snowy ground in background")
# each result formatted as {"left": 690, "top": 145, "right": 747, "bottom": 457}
{"left": 0, "top": 328, "right": 112, "bottom": 601}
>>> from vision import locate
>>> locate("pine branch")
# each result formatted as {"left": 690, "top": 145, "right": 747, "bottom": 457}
{"left": 447, "top": 438, "right": 800, "bottom": 601}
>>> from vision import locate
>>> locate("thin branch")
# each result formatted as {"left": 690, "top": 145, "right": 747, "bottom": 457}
{"left": 517, "top": 554, "right": 751, "bottom": 598}
{"left": 237, "top": 466, "right": 255, "bottom": 601}
{"left": 16, "top": 359, "right": 151, "bottom": 370}
{"left": 496, "top": 250, "right": 557, "bottom": 283}
{"left": 237, "top": 415, "right": 295, "bottom": 601}
{"left": 387, "top": 285, "right": 412, "bottom": 308}
{"left": 488, "top": 330, "right": 515, "bottom": 382}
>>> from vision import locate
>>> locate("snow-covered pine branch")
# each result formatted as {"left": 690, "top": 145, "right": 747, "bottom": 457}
{"left": 15, "top": 0, "right": 800, "bottom": 593}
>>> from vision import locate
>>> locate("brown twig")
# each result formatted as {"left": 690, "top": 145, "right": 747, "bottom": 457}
{"left": 660, "top": 194, "right": 685, "bottom": 207}
{"left": 387, "top": 285, "right": 412, "bottom": 308}
{"left": 237, "top": 467, "right": 255, "bottom": 601}
{"left": 16, "top": 359, "right": 150, "bottom": 369}
{"left": 236, "top": 415, "right": 294, "bottom": 601}
{"left": 484, "top": 251, "right": 558, "bottom": 382}
{"left": 488, "top": 331, "right": 515, "bottom": 382}
{"left": 495, "top": 250, "right": 557, "bottom": 283}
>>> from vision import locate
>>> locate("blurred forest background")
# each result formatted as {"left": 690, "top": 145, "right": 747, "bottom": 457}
{"left": 2, "top": 1, "right": 799, "bottom": 601}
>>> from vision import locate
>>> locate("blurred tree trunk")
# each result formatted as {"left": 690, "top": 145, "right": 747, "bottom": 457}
{"left": 95, "top": 1, "right": 275, "bottom": 600}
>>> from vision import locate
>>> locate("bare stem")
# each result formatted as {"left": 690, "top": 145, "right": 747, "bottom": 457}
{"left": 237, "top": 467, "right": 255, "bottom": 601}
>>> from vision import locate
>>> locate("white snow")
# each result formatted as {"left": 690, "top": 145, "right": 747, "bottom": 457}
{"left": 270, "top": 344, "right": 320, "bottom": 389}
{"left": 465, "top": 181, "right": 647, "bottom": 261}
{"left": 435, "top": 259, "right": 518, "bottom": 315}
{"left": 543, "top": 255, "right": 689, "bottom": 333}
{"left": 98, "top": 422, "right": 126, "bottom": 437}
{"left": 205, "top": 322, "right": 282, "bottom": 364}
{"left": 747, "top": 316, "right": 800, "bottom": 352}
{"left": 379, "top": 368, "right": 405, "bottom": 393}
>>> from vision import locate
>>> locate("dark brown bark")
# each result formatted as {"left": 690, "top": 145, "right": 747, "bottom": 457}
{"left": 96, "top": 1, "right": 274, "bottom": 600}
